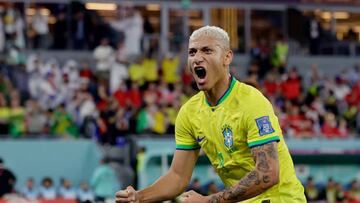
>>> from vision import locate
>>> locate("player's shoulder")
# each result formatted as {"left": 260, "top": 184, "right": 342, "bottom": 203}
{"left": 237, "top": 82, "right": 264, "bottom": 98}
{"left": 180, "top": 91, "right": 204, "bottom": 113}
{"left": 236, "top": 82, "right": 270, "bottom": 106}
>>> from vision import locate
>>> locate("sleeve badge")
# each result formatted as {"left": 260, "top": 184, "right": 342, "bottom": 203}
{"left": 255, "top": 116, "right": 275, "bottom": 136}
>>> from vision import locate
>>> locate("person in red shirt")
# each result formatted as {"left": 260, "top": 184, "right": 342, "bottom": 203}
{"left": 281, "top": 68, "right": 301, "bottom": 100}
{"left": 127, "top": 81, "right": 142, "bottom": 109}
{"left": 321, "top": 112, "right": 341, "bottom": 138}
{"left": 113, "top": 81, "right": 128, "bottom": 108}
{"left": 263, "top": 72, "right": 280, "bottom": 97}
{"left": 346, "top": 80, "right": 360, "bottom": 106}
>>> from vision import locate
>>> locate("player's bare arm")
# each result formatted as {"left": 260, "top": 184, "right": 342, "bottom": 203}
{"left": 206, "top": 142, "right": 279, "bottom": 203}
{"left": 115, "top": 149, "right": 199, "bottom": 203}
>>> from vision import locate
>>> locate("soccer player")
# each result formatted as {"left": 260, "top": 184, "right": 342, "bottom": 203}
{"left": 115, "top": 26, "right": 306, "bottom": 203}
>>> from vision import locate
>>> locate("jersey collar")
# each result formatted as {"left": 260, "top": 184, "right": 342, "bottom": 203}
{"left": 205, "top": 76, "right": 237, "bottom": 107}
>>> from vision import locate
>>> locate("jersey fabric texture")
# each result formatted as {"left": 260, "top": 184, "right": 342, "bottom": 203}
{"left": 175, "top": 77, "right": 306, "bottom": 203}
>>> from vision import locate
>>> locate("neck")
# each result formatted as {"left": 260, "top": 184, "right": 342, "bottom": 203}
{"left": 205, "top": 74, "right": 231, "bottom": 106}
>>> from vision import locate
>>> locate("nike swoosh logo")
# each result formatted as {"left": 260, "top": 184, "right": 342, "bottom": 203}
{"left": 197, "top": 136, "right": 205, "bottom": 142}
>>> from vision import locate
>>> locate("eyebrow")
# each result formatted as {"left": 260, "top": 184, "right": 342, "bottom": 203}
{"left": 189, "top": 45, "right": 220, "bottom": 50}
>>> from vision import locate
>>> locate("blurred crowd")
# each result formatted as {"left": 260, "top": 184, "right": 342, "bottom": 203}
{"left": 304, "top": 177, "right": 360, "bottom": 203}
{"left": 0, "top": 2, "right": 153, "bottom": 68}
{"left": 0, "top": 157, "right": 120, "bottom": 203}
{"left": 0, "top": 35, "right": 359, "bottom": 144}
{"left": 0, "top": 44, "right": 193, "bottom": 145}
{"left": 247, "top": 36, "right": 360, "bottom": 139}
{"left": 0, "top": 3, "right": 359, "bottom": 144}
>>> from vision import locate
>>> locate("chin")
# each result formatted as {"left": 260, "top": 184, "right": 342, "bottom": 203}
{"left": 196, "top": 84, "right": 209, "bottom": 91}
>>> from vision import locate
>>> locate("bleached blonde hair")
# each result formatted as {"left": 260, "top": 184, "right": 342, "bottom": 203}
{"left": 189, "top": 25, "right": 230, "bottom": 50}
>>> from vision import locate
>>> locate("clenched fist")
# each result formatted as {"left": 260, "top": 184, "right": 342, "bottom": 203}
{"left": 115, "top": 186, "right": 139, "bottom": 203}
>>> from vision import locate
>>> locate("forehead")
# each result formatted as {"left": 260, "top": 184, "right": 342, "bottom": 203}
{"left": 188, "top": 36, "right": 221, "bottom": 49}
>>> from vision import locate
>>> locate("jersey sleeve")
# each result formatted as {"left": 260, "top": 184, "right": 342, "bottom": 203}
{"left": 175, "top": 106, "right": 200, "bottom": 150}
{"left": 245, "top": 93, "right": 281, "bottom": 148}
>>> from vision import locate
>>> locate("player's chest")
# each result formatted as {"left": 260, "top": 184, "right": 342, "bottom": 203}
{"left": 192, "top": 107, "right": 247, "bottom": 152}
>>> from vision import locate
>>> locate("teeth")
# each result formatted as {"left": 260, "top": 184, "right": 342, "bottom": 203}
{"left": 194, "top": 66, "right": 205, "bottom": 71}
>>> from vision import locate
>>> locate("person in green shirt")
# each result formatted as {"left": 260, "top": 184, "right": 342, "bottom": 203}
{"left": 91, "top": 158, "right": 120, "bottom": 202}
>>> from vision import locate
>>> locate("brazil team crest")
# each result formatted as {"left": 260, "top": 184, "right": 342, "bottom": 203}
{"left": 222, "top": 124, "right": 233, "bottom": 149}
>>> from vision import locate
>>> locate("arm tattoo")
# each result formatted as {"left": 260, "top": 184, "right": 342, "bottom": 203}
{"left": 257, "top": 151, "right": 270, "bottom": 172}
{"left": 207, "top": 143, "right": 279, "bottom": 203}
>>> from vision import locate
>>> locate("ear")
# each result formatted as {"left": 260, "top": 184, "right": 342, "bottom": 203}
{"left": 223, "top": 50, "right": 233, "bottom": 66}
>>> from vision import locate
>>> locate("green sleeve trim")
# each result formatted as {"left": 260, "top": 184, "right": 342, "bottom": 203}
{"left": 176, "top": 144, "right": 201, "bottom": 150}
{"left": 248, "top": 135, "right": 280, "bottom": 148}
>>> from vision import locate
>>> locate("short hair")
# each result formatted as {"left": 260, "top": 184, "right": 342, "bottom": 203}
{"left": 189, "top": 26, "right": 230, "bottom": 50}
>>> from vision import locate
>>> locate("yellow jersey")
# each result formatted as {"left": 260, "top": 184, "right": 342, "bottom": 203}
{"left": 175, "top": 77, "right": 306, "bottom": 202}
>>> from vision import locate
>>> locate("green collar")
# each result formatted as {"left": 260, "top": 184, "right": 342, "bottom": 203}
{"left": 206, "top": 76, "right": 236, "bottom": 107}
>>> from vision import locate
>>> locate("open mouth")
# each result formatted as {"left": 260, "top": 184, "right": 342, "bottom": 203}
{"left": 194, "top": 66, "right": 206, "bottom": 79}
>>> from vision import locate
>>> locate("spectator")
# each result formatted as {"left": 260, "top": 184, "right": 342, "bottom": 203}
{"left": 93, "top": 38, "right": 115, "bottom": 80}
{"left": 53, "top": 11, "right": 68, "bottom": 49}
{"left": 39, "top": 177, "right": 56, "bottom": 200}
{"left": 127, "top": 81, "right": 142, "bottom": 109}
{"left": 151, "top": 105, "right": 167, "bottom": 135}
{"left": 162, "top": 53, "right": 180, "bottom": 84}
{"left": 32, "top": 8, "right": 49, "bottom": 49}
{"left": 136, "top": 105, "right": 153, "bottom": 134}
{"left": 333, "top": 77, "right": 350, "bottom": 101}
{"left": 262, "top": 71, "right": 280, "bottom": 98}
{"left": 0, "top": 93, "right": 10, "bottom": 135}
{"left": 304, "top": 176, "right": 320, "bottom": 202}
{"left": 51, "top": 104, "right": 79, "bottom": 138}
{"left": 143, "top": 57, "right": 158, "bottom": 83}
{"left": 128, "top": 57, "right": 145, "bottom": 86}
{"left": 0, "top": 157, "right": 16, "bottom": 197}
{"left": 21, "top": 178, "right": 39, "bottom": 200}
{"left": 115, "top": 107, "right": 130, "bottom": 136}
{"left": 143, "top": 82, "right": 159, "bottom": 105}
{"left": 9, "top": 92, "right": 25, "bottom": 137}
{"left": 271, "top": 34, "right": 288, "bottom": 72}
{"left": 3, "top": 3, "right": 18, "bottom": 48}
{"left": 90, "top": 158, "right": 119, "bottom": 202}
{"left": 308, "top": 16, "right": 321, "bottom": 55}
{"left": 79, "top": 61, "right": 93, "bottom": 80}
{"left": 14, "top": 11, "right": 25, "bottom": 50}
{"left": 335, "top": 182, "right": 346, "bottom": 202}
{"left": 321, "top": 112, "right": 341, "bottom": 138}
{"left": 59, "top": 178, "right": 76, "bottom": 199}
{"left": 347, "top": 180, "right": 360, "bottom": 202}
{"left": 77, "top": 182, "right": 95, "bottom": 203}
{"left": 25, "top": 100, "right": 46, "bottom": 135}
{"left": 346, "top": 79, "right": 360, "bottom": 106}
{"left": 114, "top": 40, "right": 129, "bottom": 64}
{"left": 72, "top": 11, "right": 88, "bottom": 50}
{"left": 113, "top": 81, "right": 128, "bottom": 108}
{"left": 110, "top": 7, "right": 143, "bottom": 57}
{"left": 110, "top": 60, "right": 128, "bottom": 94}
{"left": 338, "top": 119, "right": 349, "bottom": 138}
{"left": 281, "top": 68, "right": 302, "bottom": 101}
{"left": 325, "top": 178, "right": 337, "bottom": 203}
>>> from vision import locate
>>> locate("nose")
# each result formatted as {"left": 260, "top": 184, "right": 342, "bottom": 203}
{"left": 193, "top": 52, "right": 203, "bottom": 65}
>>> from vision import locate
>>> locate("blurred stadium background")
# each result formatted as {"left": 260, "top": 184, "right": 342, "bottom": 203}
{"left": 0, "top": 0, "right": 360, "bottom": 202}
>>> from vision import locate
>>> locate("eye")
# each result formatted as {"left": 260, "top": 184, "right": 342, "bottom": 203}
{"left": 204, "top": 48, "right": 212, "bottom": 54}
{"left": 189, "top": 49, "right": 196, "bottom": 56}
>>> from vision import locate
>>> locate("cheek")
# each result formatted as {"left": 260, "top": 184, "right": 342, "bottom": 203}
{"left": 187, "top": 60, "right": 193, "bottom": 73}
